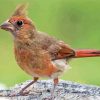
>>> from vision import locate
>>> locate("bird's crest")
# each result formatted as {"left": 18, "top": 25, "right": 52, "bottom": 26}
{"left": 12, "top": 4, "right": 28, "bottom": 17}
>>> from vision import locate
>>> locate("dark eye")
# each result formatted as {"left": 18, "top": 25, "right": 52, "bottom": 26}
{"left": 16, "top": 20, "right": 23, "bottom": 26}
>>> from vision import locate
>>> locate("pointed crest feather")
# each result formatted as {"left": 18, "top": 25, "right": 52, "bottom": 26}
{"left": 12, "top": 4, "right": 28, "bottom": 17}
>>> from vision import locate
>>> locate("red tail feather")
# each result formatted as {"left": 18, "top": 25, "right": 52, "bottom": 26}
{"left": 75, "top": 49, "right": 100, "bottom": 58}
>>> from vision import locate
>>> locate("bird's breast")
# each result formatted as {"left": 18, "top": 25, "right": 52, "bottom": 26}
{"left": 14, "top": 45, "right": 59, "bottom": 77}
{"left": 14, "top": 46, "right": 36, "bottom": 76}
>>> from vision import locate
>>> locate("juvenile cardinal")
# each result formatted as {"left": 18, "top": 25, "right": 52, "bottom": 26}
{"left": 0, "top": 4, "right": 100, "bottom": 96}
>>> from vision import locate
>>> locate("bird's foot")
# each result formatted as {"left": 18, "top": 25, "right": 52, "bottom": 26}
{"left": 44, "top": 89, "right": 55, "bottom": 100}
{"left": 8, "top": 90, "right": 30, "bottom": 97}
{"left": 43, "top": 97, "right": 55, "bottom": 100}
{"left": 18, "top": 90, "right": 30, "bottom": 96}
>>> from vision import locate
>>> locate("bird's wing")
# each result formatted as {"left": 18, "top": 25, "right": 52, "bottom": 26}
{"left": 48, "top": 41, "right": 75, "bottom": 60}
{"left": 32, "top": 31, "right": 75, "bottom": 60}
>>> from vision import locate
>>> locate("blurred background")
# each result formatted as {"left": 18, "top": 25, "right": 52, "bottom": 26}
{"left": 0, "top": 0, "right": 100, "bottom": 87}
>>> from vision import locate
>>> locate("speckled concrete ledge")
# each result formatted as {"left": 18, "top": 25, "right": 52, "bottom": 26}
{"left": 0, "top": 80, "right": 100, "bottom": 100}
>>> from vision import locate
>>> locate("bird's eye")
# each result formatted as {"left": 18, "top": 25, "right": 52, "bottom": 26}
{"left": 16, "top": 20, "right": 23, "bottom": 26}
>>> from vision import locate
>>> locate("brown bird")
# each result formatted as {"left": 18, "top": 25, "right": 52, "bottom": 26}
{"left": 0, "top": 4, "right": 100, "bottom": 96}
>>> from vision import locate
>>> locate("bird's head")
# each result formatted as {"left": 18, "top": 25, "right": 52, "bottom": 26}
{"left": 0, "top": 4, "right": 36, "bottom": 40}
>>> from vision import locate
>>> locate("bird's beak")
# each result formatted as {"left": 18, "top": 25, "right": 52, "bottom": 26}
{"left": 0, "top": 21, "right": 14, "bottom": 32}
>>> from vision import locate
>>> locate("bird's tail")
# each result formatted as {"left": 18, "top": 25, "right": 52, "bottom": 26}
{"left": 74, "top": 49, "right": 100, "bottom": 58}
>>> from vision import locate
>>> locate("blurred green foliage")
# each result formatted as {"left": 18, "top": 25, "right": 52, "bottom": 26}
{"left": 0, "top": 0, "right": 100, "bottom": 87}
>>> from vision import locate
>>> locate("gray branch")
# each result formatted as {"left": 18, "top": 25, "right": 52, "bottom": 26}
{"left": 0, "top": 80, "right": 100, "bottom": 100}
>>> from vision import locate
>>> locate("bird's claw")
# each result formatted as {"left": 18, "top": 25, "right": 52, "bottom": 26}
{"left": 17, "top": 90, "right": 31, "bottom": 96}
{"left": 43, "top": 97, "right": 55, "bottom": 100}
{"left": 8, "top": 90, "right": 30, "bottom": 97}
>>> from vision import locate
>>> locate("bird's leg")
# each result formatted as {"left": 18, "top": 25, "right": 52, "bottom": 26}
{"left": 44, "top": 78, "right": 58, "bottom": 100}
{"left": 18, "top": 77, "right": 39, "bottom": 96}
{"left": 51, "top": 78, "right": 59, "bottom": 99}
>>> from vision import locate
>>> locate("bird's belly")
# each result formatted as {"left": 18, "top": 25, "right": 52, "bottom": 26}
{"left": 14, "top": 47, "right": 70, "bottom": 78}
{"left": 51, "top": 59, "right": 70, "bottom": 78}
{"left": 52, "top": 59, "right": 69, "bottom": 71}
{"left": 14, "top": 47, "right": 59, "bottom": 78}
